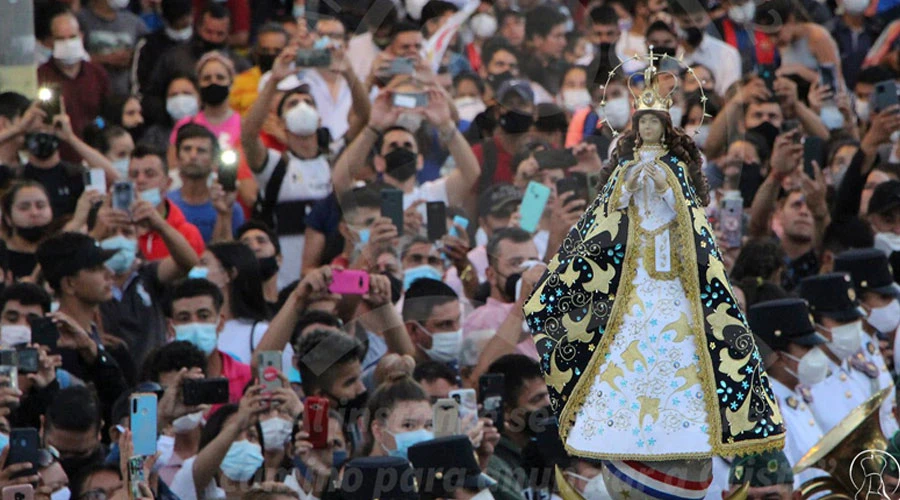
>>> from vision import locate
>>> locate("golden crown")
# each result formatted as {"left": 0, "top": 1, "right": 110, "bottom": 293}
{"left": 627, "top": 47, "right": 678, "bottom": 113}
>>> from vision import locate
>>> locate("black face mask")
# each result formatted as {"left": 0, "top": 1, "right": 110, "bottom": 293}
{"left": 499, "top": 111, "right": 534, "bottom": 135}
{"left": 385, "top": 272, "right": 403, "bottom": 304}
{"left": 328, "top": 390, "right": 369, "bottom": 418}
{"left": 683, "top": 27, "right": 704, "bottom": 47}
{"left": 383, "top": 148, "right": 418, "bottom": 183}
{"left": 747, "top": 121, "right": 780, "bottom": 150}
{"left": 15, "top": 224, "right": 51, "bottom": 244}
{"left": 200, "top": 83, "right": 230, "bottom": 106}
{"left": 26, "top": 133, "right": 60, "bottom": 159}
{"left": 258, "top": 256, "right": 279, "bottom": 281}
{"left": 59, "top": 447, "right": 104, "bottom": 480}
{"left": 520, "top": 405, "right": 553, "bottom": 437}
{"left": 257, "top": 53, "right": 277, "bottom": 73}
{"left": 486, "top": 71, "right": 513, "bottom": 90}
{"left": 656, "top": 46, "right": 677, "bottom": 58}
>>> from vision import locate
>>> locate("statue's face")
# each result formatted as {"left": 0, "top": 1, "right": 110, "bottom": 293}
{"left": 638, "top": 113, "right": 664, "bottom": 144}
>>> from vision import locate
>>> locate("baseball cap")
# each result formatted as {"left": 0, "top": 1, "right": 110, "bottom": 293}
{"left": 37, "top": 233, "right": 118, "bottom": 288}
{"left": 478, "top": 183, "right": 523, "bottom": 217}
{"left": 867, "top": 180, "right": 900, "bottom": 215}
{"left": 496, "top": 79, "right": 534, "bottom": 107}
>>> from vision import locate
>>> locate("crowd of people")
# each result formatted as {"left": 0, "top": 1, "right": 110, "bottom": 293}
{"left": 1, "top": 0, "right": 900, "bottom": 497}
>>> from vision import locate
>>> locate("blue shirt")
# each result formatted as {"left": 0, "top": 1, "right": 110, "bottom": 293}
{"left": 168, "top": 189, "right": 245, "bottom": 243}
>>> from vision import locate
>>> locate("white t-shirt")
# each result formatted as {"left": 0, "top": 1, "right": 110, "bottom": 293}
{"left": 216, "top": 319, "right": 295, "bottom": 372}
{"left": 255, "top": 150, "right": 333, "bottom": 287}
{"left": 348, "top": 32, "right": 380, "bottom": 82}
{"left": 170, "top": 456, "right": 224, "bottom": 500}
{"left": 402, "top": 179, "right": 450, "bottom": 218}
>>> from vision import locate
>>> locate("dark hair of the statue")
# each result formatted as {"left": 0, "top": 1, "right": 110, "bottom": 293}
{"left": 603, "top": 109, "right": 710, "bottom": 206}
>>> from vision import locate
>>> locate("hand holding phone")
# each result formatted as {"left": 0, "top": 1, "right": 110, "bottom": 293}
{"left": 256, "top": 351, "right": 283, "bottom": 395}
{"left": 478, "top": 373, "right": 505, "bottom": 433}
{"left": 112, "top": 182, "right": 135, "bottom": 213}
{"left": 130, "top": 394, "right": 158, "bottom": 456}
{"left": 218, "top": 150, "right": 239, "bottom": 192}
{"left": 303, "top": 397, "right": 329, "bottom": 449}
{"left": 28, "top": 317, "right": 58, "bottom": 350}
{"left": 7, "top": 429, "right": 39, "bottom": 479}
{"left": 328, "top": 269, "right": 370, "bottom": 295}
{"left": 519, "top": 182, "right": 551, "bottom": 233}
{"left": 433, "top": 398, "right": 460, "bottom": 438}
{"left": 380, "top": 189, "right": 404, "bottom": 234}
{"left": 182, "top": 378, "right": 229, "bottom": 405}
{"left": 426, "top": 202, "right": 447, "bottom": 241}
{"left": 3, "top": 485, "right": 33, "bottom": 500}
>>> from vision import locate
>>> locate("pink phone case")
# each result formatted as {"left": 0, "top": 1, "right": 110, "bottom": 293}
{"left": 328, "top": 270, "right": 370, "bottom": 295}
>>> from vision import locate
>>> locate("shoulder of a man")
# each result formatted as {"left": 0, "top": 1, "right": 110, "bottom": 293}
{"left": 165, "top": 201, "right": 205, "bottom": 254}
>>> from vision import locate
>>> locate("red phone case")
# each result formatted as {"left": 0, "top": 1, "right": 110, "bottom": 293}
{"left": 304, "top": 397, "right": 330, "bottom": 449}
{"left": 328, "top": 270, "right": 370, "bottom": 295}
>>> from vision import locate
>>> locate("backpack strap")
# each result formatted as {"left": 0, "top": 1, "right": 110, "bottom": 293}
{"left": 261, "top": 152, "right": 289, "bottom": 226}
{"left": 479, "top": 138, "right": 498, "bottom": 192}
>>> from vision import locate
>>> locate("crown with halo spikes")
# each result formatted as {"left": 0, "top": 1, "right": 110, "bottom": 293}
{"left": 627, "top": 47, "right": 678, "bottom": 113}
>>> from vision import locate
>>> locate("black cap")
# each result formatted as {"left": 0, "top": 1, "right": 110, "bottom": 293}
{"left": 748, "top": 298, "right": 825, "bottom": 353}
{"left": 798, "top": 273, "right": 866, "bottom": 322}
{"left": 340, "top": 457, "right": 418, "bottom": 500}
{"left": 867, "top": 180, "right": 900, "bottom": 215}
{"left": 478, "top": 183, "right": 523, "bottom": 217}
{"left": 729, "top": 450, "right": 793, "bottom": 486}
{"left": 407, "top": 436, "right": 497, "bottom": 497}
{"left": 834, "top": 248, "right": 900, "bottom": 299}
{"left": 36, "top": 232, "right": 117, "bottom": 286}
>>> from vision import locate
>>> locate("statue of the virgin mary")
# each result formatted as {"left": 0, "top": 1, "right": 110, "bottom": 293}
{"left": 523, "top": 53, "right": 785, "bottom": 482}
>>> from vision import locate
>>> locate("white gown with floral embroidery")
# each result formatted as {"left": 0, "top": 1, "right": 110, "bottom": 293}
{"left": 565, "top": 149, "right": 713, "bottom": 459}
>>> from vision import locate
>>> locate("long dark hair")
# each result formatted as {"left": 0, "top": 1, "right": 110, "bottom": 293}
{"left": 209, "top": 242, "right": 270, "bottom": 322}
{"left": 603, "top": 109, "right": 710, "bottom": 206}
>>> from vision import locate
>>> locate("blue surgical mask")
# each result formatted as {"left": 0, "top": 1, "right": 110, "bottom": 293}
{"left": 332, "top": 449, "right": 349, "bottom": 469}
{"left": 188, "top": 266, "right": 209, "bottom": 279}
{"left": 403, "top": 265, "right": 442, "bottom": 291}
{"left": 100, "top": 235, "right": 137, "bottom": 274}
{"left": 112, "top": 158, "right": 130, "bottom": 179}
{"left": 174, "top": 322, "right": 218, "bottom": 356}
{"left": 220, "top": 440, "right": 264, "bottom": 482}
{"left": 383, "top": 429, "right": 433, "bottom": 459}
{"left": 314, "top": 36, "right": 331, "bottom": 49}
{"left": 141, "top": 188, "right": 162, "bottom": 207}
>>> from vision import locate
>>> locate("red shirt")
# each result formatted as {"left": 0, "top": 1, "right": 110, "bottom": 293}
{"left": 471, "top": 136, "right": 514, "bottom": 184}
{"left": 37, "top": 60, "right": 110, "bottom": 163}
{"left": 220, "top": 350, "right": 253, "bottom": 403}
{"left": 138, "top": 200, "right": 205, "bottom": 261}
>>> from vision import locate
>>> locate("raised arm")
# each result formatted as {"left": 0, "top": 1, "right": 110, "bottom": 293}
{"left": 425, "top": 88, "right": 481, "bottom": 209}
{"left": 332, "top": 89, "right": 401, "bottom": 195}
{"left": 242, "top": 45, "right": 299, "bottom": 173}
{"left": 131, "top": 199, "right": 199, "bottom": 283}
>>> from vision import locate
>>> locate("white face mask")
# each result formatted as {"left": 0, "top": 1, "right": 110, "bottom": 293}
{"left": 875, "top": 232, "right": 900, "bottom": 255}
{"left": 51, "top": 487, "right": 71, "bottom": 500}
{"left": 470, "top": 13, "right": 498, "bottom": 39}
{"left": 601, "top": 97, "right": 631, "bottom": 130}
{"left": 855, "top": 98, "right": 870, "bottom": 122}
{"left": 171, "top": 410, "right": 204, "bottom": 433}
{"left": 869, "top": 299, "right": 900, "bottom": 334}
{"left": 728, "top": 2, "right": 756, "bottom": 24}
{"left": 397, "top": 112, "right": 424, "bottom": 132}
{"left": 684, "top": 124, "right": 711, "bottom": 148}
{"left": 53, "top": 38, "right": 87, "bottom": 65}
{"left": 565, "top": 471, "right": 611, "bottom": 499}
{"left": 454, "top": 96, "right": 486, "bottom": 123}
{"left": 891, "top": 130, "right": 900, "bottom": 144}
{"left": 418, "top": 323, "right": 462, "bottom": 363}
{"left": 820, "top": 105, "right": 845, "bottom": 130}
{"left": 108, "top": 0, "right": 130, "bottom": 9}
{"left": 165, "top": 26, "right": 194, "bottom": 42}
{"left": 284, "top": 102, "right": 320, "bottom": 136}
{"left": 784, "top": 348, "right": 830, "bottom": 386}
{"left": 260, "top": 417, "right": 293, "bottom": 451}
{"left": 821, "top": 321, "right": 863, "bottom": 359}
{"left": 0, "top": 325, "right": 30, "bottom": 348}
{"left": 561, "top": 89, "right": 592, "bottom": 112}
{"left": 844, "top": 0, "right": 870, "bottom": 15}
{"left": 668, "top": 106, "right": 684, "bottom": 128}
{"left": 166, "top": 94, "right": 199, "bottom": 121}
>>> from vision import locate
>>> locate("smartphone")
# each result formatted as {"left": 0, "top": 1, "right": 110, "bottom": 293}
{"left": 873, "top": 80, "right": 899, "bottom": 114}
{"left": 758, "top": 64, "right": 777, "bottom": 92}
{"left": 36, "top": 86, "right": 60, "bottom": 123}
{"left": 83, "top": 169, "right": 107, "bottom": 193}
{"left": 392, "top": 92, "right": 428, "bottom": 109}
{"left": 304, "top": 397, "right": 329, "bottom": 449}
{"left": 449, "top": 388, "right": 478, "bottom": 433}
{"left": 7, "top": 429, "right": 39, "bottom": 479}
{"left": 433, "top": 398, "right": 460, "bottom": 438}
{"left": 426, "top": 201, "right": 447, "bottom": 241}
{"left": 534, "top": 149, "right": 577, "bottom": 170}
{"left": 182, "top": 378, "right": 229, "bottom": 405}
{"left": 15, "top": 348, "right": 38, "bottom": 375}
{"left": 448, "top": 215, "right": 468, "bottom": 238}
{"left": 380, "top": 189, "right": 404, "bottom": 234}
{"left": 519, "top": 181, "right": 551, "bottom": 233}
{"left": 296, "top": 49, "right": 332, "bottom": 68}
{"left": 739, "top": 162, "right": 764, "bottom": 209}
{"left": 781, "top": 119, "right": 801, "bottom": 144}
{"left": 218, "top": 150, "right": 239, "bottom": 192}
{"left": 555, "top": 177, "right": 587, "bottom": 206}
{"left": 719, "top": 196, "right": 743, "bottom": 249}
{"left": 111, "top": 182, "right": 135, "bottom": 213}
{"left": 127, "top": 455, "right": 145, "bottom": 500}
{"left": 0, "top": 351, "right": 18, "bottom": 394}
{"left": 804, "top": 136, "right": 826, "bottom": 178}
{"left": 256, "top": 351, "right": 282, "bottom": 395}
{"left": 28, "top": 317, "right": 58, "bottom": 350}
{"left": 328, "top": 269, "right": 370, "bottom": 295}
{"left": 478, "top": 373, "right": 505, "bottom": 433}
{"left": 388, "top": 57, "right": 416, "bottom": 76}
{"left": 818, "top": 64, "right": 838, "bottom": 93}
{"left": 130, "top": 393, "right": 158, "bottom": 456}
{"left": 3, "top": 485, "right": 34, "bottom": 500}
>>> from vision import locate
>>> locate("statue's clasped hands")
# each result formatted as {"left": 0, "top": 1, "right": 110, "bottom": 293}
{"left": 625, "top": 161, "right": 668, "bottom": 194}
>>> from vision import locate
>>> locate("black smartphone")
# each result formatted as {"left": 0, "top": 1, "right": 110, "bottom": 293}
{"left": 7, "top": 429, "right": 39, "bottom": 479}
{"left": 182, "top": 378, "right": 229, "bottom": 406}
{"left": 28, "top": 317, "right": 58, "bottom": 350}
{"left": 534, "top": 149, "right": 578, "bottom": 170}
{"left": 295, "top": 49, "right": 331, "bottom": 68}
{"left": 804, "top": 136, "right": 826, "bottom": 178}
{"left": 556, "top": 176, "right": 586, "bottom": 204}
{"left": 478, "top": 373, "right": 505, "bottom": 433}
{"left": 818, "top": 64, "right": 838, "bottom": 92}
{"left": 380, "top": 189, "right": 404, "bottom": 234}
{"left": 426, "top": 201, "right": 447, "bottom": 242}
{"left": 392, "top": 92, "right": 429, "bottom": 109}
{"left": 781, "top": 119, "right": 801, "bottom": 143}
{"left": 218, "top": 150, "right": 238, "bottom": 192}
{"left": 15, "top": 348, "right": 38, "bottom": 375}
{"left": 758, "top": 64, "right": 777, "bottom": 92}
{"left": 36, "top": 86, "right": 61, "bottom": 124}
{"left": 873, "top": 80, "right": 899, "bottom": 114}
{"left": 111, "top": 182, "right": 135, "bottom": 213}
